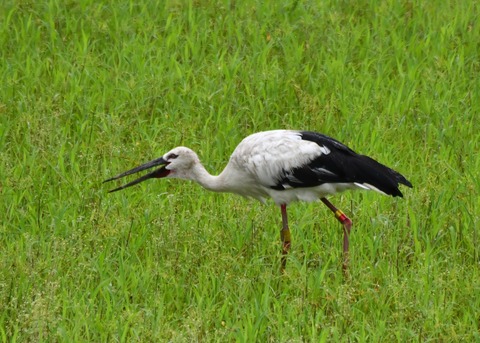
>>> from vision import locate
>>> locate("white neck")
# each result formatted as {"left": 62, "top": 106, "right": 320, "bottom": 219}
{"left": 189, "top": 163, "right": 230, "bottom": 192}
{"left": 184, "top": 159, "right": 266, "bottom": 203}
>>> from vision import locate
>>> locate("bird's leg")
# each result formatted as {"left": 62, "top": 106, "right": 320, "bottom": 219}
{"left": 320, "top": 197, "right": 352, "bottom": 272}
{"left": 280, "top": 204, "right": 291, "bottom": 273}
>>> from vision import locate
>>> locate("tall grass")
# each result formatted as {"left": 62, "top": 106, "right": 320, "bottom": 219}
{"left": 1, "top": 0, "right": 479, "bottom": 341}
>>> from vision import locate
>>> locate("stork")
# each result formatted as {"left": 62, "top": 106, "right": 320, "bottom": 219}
{"left": 104, "top": 130, "right": 412, "bottom": 272}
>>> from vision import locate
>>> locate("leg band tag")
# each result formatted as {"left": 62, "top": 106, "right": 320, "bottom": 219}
{"left": 281, "top": 229, "right": 291, "bottom": 243}
{"left": 335, "top": 210, "right": 347, "bottom": 222}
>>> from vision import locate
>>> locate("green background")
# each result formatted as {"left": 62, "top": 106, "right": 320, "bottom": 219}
{"left": 1, "top": 0, "right": 479, "bottom": 341}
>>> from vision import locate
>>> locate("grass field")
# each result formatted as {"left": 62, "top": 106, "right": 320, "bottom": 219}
{"left": 1, "top": 0, "right": 479, "bottom": 341}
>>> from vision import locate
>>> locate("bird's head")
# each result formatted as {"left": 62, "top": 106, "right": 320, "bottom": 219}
{"left": 103, "top": 146, "right": 200, "bottom": 193}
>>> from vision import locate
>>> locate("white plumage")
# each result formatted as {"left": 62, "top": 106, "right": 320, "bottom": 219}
{"left": 105, "top": 129, "right": 412, "bottom": 272}
{"left": 227, "top": 130, "right": 352, "bottom": 204}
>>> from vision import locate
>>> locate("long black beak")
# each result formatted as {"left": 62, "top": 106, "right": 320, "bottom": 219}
{"left": 103, "top": 157, "right": 169, "bottom": 193}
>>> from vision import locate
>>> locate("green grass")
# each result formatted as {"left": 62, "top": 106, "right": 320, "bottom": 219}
{"left": 1, "top": 0, "right": 479, "bottom": 341}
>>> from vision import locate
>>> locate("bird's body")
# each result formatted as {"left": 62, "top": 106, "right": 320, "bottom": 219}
{"left": 217, "top": 130, "right": 352, "bottom": 204}
{"left": 105, "top": 129, "right": 412, "bottom": 272}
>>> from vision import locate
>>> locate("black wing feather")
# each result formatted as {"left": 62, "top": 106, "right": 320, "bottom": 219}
{"left": 271, "top": 131, "right": 412, "bottom": 197}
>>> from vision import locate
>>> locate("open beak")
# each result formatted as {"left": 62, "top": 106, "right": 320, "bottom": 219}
{"left": 103, "top": 157, "right": 170, "bottom": 193}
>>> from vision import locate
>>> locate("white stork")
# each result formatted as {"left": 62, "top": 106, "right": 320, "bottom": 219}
{"left": 104, "top": 130, "right": 412, "bottom": 272}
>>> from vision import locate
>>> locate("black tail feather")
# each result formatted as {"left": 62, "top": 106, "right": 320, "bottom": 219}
{"left": 280, "top": 131, "right": 413, "bottom": 197}
{"left": 353, "top": 154, "right": 412, "bottom": 197}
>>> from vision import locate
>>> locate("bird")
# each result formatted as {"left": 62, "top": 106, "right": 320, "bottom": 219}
{"left": 104, "top": 130, "right": 412, "bottom": 272}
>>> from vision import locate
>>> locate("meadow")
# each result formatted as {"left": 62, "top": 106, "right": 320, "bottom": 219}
{"left": 1, "top": 0, "right": 479, "bottom": 341}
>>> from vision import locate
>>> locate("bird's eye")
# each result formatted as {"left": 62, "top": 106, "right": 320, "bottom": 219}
{"left": 167, "top": 153, "right": 178, "bottom": 160}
